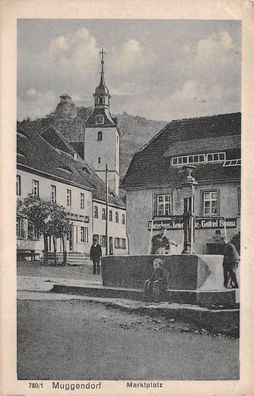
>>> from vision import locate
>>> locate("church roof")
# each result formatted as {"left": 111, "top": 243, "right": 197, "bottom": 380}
{"left": 121, "top": 112, "right": 241, "bottom": 190}
{"left": 85, "top": 108, "right": 117, "bottom": 128}
{"left": 17, "top": 124, "right": 125, "bottom": 208}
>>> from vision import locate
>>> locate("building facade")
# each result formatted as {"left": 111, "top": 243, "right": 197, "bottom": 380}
{"left": 17, "top": 124, "right": 128, "bottom": 258}
{"left": 122, "top": 113, "right": 241, "bottom": 255}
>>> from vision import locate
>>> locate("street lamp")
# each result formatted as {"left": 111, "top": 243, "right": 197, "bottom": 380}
{"left": 181, "top": 165, "right": 197, "bottom": 254}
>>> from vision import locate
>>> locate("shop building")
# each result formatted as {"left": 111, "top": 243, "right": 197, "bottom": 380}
{"left": 121, "top": 112, "right": 241, "bottom": 255}
{"left": 17, "top": 124, "right": 127, "bottom": 258}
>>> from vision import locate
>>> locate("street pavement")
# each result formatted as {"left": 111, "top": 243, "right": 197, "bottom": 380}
{"left": 17, "top": 298, "right": 239, "bottom": 380}
{"left": 17, "top": 261, "right": 239, "bottom": 380}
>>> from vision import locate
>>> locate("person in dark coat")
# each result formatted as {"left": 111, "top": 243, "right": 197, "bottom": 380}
{"left": 144, "top": 258, "right": 169, "bottom": 302}
{"left": 90, "top": 237, "right": 102, "bottom": 275}
{"left": 151, "top": 226, "right": 177, "bottom": 254}
{"left": 223, "top": 238, "right": 240, "bottom": 288}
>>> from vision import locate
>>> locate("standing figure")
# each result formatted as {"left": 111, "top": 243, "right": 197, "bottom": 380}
{"left": 151, "top": 226, "right": 177, "bottom": 254}
{"left": 90, "top": 237, "right": 102, "bottom": 275}
{"left": 144, "top": 258, "right": 169, "bottom": 302}
{"left": 222, "top": 238, "right": 240, "bottom": 288}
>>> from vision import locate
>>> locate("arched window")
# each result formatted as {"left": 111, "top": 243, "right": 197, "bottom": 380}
{"left": 98, "top": 157, "right": 101, "bottom": 164}
{"left": 97, "top": 131, "right": 103, "bottom": 141}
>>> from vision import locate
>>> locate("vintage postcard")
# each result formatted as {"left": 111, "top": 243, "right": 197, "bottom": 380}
{"left": 1, "top": 0, "right": 254, "bottom": 395}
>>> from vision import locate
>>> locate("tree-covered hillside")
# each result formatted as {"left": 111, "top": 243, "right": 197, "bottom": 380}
{"left": 19, "top": 108, "right": 167, "bottom": 180}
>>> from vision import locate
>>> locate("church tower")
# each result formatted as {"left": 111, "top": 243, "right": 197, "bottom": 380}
{"left": 84, "top": 49, "right": 120, "bottom": 195}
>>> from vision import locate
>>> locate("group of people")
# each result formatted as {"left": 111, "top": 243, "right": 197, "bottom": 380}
{"left": 90, "top": 229, "right": 240, "bottom": 303}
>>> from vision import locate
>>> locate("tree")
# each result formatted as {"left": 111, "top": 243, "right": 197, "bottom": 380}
{"left": 46, "top": 203, "right": 72, "bottom": 265}
{"left": 17, "top": 197, "right": 71, "bottom": 265}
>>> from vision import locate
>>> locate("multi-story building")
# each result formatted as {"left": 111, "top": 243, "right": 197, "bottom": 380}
{"left": 121, "top": 112, "right": 241, "bottom": 255}
{"left": 17, "top": 123, "right": 128, "bottom": 258}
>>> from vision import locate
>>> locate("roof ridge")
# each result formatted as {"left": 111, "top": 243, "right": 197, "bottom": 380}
{"left": 135, "top": 112, "right": 241, "bottom": 154}
{"left": 137, "top": 122, "right": 169, "bottom": 153}
{"left": 41, "top": 125, "right": 81, "bottom": 156}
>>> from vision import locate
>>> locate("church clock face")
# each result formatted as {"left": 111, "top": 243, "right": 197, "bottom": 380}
{"left": 95, "top": 114, "right": 104, "bottom": 125}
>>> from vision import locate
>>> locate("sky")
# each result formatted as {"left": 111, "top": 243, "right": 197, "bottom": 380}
{"left": 17, "top": 19, "right": 241, "bottom": 122}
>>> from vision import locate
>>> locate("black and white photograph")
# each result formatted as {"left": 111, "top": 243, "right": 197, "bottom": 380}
{"left": 16, "top": 17, "right": 242, "bottom": 381}
{"left": 1, "top": 1, "right": 254, "bottom": 394}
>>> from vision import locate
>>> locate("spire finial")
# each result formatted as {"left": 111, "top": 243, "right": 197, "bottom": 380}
{"left": 99, "top": 48, "right": 106, "bottom": 78}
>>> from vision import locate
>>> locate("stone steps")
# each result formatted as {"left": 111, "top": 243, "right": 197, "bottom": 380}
{"left": 67, "top": 252, "right": 90, "bottom": 266}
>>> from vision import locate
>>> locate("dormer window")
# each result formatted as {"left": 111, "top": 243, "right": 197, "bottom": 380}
{"left": 172, "top": 152, "right": 225, "bottom": 166}
{"left": 97, "top": 131, "right": 103, "bottom": 141}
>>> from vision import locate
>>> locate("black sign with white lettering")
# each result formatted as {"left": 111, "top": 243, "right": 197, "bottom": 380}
{"left": 148, "top": 217, "right": 237, "bottom": 231}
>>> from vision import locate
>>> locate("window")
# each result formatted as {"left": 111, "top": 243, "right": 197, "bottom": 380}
{"left": 80, "top": 227, "right": 85, "bottom": 242}
{"left": 28, "top": 221, "right": 40, "bottom": 240}
{"left": 102, "top": 208, "right": 106, "bottom": 220}
{"left": 80, "top": 193, "right": 85, "bottom": 209}
{"left": 115, "top": 212, "right": 119, "bottom": 223}
{"left": 98, "top": 157, "right": 101, "bottom": 164}
{"left": 94, "top": 205, "right": 98, "bottom": 219}
{"left": 16, "top": 217, "right": 25, "bottom": 239}
{"left": 16, "top": 175, "right": 21, "bottom": 196}
{"left": 114, "top": 238, "right": 126, "bottom": 249}
{"left": 66, "top": 189, "right": 72, "bottom": 207}
{"left": 51, "top": 185, "right": 56, "bottom": 204}
{"left": 172, "top": 152, "right": 225, "bottom": 166}
{"left": 206, "top": 152, "right": 226, "bottom": 163}
{"left": 157, "top": 194, "right": 171, "bottom": 216}
{"left": 109, "top": 210, "right": 112, "bottom": 222}
{"left": 122, "top": 213, "right": 125, "bottom": 225}
{"left": 97, "top": 131, "right": 103, "bottom": 141}
{"left": 32, "top": 180, "right": 39, "bottom": 197}
{"left": 202, "top": 191, "right": 219, "bottom": 216}
{"left": 80, "top": 227, "right": 89, "bottom": 243}
{"left": 114, "top": 237, "right": 120, "bottom": 248}
{"left": 100, "top": 235, "right": 107, "bottom": 247}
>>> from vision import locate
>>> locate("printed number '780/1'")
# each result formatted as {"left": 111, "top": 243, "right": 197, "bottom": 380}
{"left": 29, "top": 383, "right": 44, "bottom": 389}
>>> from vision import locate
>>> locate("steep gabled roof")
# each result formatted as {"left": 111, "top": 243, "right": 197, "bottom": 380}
{"left": 17, "top": 124, "right": 125, "bottom": 208}
{"left": 41, "top": 126, "right": 80, "bottom": 157}
{"left": 121, "top": 112, "right": 241, "bottom": 189}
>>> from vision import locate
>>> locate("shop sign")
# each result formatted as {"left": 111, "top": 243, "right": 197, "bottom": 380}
{"left": 148, "top": 217, "right": 237, "bottom": 231}
{"left": 69, "top": 213, "right": 90, "bottom": 223}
